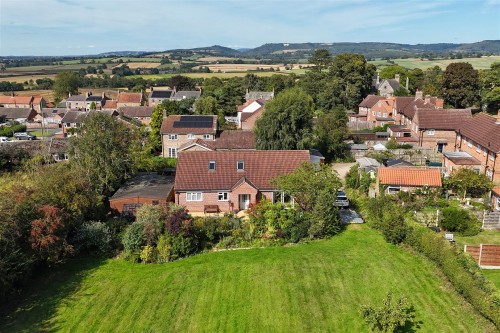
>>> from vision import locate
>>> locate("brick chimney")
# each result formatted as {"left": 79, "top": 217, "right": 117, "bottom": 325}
{"left": 394, "top": 74, "right": 400, "bottom": 83}
{"left": 425, "top": 95, "right": 431, "bottom": 104}
{"left": 415, "top": 89, "right": 423, "bottom": 100}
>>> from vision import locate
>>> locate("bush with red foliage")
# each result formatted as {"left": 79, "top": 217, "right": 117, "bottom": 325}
{"left": 29, "top": 205, "right": 73, "bottom": 262}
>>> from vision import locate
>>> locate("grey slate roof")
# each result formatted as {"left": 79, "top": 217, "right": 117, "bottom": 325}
{"left": 150, "top": 90, "right": 173, "bottom": 99}
{"left": 66, "top": 95, "right": 87, "bottom": 102}
{"left": 111, "top": 173, "right": 174, "bottom": 200}
{"left": 245, "top": 91, "right": 274, "bottom": 101}
{"left": 171, "top": 90, "right": 202, "bottom": 101}
{"left": 0, "top": 108, "right": 35, "bottom": 120}
{"left": 61, "top": 110, "right": 87, "bottom": 123}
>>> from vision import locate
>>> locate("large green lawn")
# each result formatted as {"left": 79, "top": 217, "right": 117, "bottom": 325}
{"left": 0, "top": 226, "right": 495, "bottom": 332}
{"left": 370, "top": 56, "right": 500, "bottom": 70}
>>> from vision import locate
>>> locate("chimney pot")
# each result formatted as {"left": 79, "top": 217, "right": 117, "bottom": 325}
{"left": 394, "top": 74, "right": 400, "bottom": 83}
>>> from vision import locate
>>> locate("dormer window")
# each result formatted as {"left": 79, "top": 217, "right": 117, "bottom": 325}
{"left": 237, "top": 160, "right": 244, "bottom": 171}
{"left": 209, "top": 160, "right": 216, "bottom": 171}
{"left": 187, "top": 134, "right": 195, "bottom": 139}
{"left": 203, "top": 134, "right": 211, "bottom": 140}
{"left": 168, "top": 134, "right": 178, "bottom": 140}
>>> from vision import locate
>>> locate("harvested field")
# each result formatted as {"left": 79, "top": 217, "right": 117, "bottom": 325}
{"left": 113, "top": 62, "right": 161, "bottom": 69}
{"left": 192, "top": 64, "right": 309, "bottom": 72}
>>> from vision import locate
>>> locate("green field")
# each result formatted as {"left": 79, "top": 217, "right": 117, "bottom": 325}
{"left": 0, "top": 226, "right": 494, "bottom": 332}
{"left": 370, "top": 56, "right": 500, "bottom": 70}
{"left": 128, "top": 71, "right": 293, "bottom": 80}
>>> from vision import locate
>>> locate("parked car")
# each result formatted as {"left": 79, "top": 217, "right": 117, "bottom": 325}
{"left": 334, "top": 190, "right": 350, "bottom": 208}
{"left": 13, "top": 132, "right": 36, "bottom": 140}
{"left": 0, "top": 136, "right": 9, "bottom": 143}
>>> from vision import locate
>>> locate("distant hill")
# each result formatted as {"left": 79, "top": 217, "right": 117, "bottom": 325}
{"left": 95, "top": 51, "right": 147, "bottom": 57}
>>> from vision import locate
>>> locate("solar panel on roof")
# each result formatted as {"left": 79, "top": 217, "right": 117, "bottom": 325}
{"left": 179, "top": 115, "right": 213, "bottom": 122}
{"left": 173, "top": 121, "right": 213, "bottom": 128}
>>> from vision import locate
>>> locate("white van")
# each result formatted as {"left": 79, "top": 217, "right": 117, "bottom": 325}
{"left": 0, "top": 136, "right": 9, "bottom": 143}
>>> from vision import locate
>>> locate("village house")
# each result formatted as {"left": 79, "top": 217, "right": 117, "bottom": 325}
{"left": 245, "top": 89, "right": 274, "bottom": 101}
{"left": 376, "top": 167, "right": 442, "bottom": 195}
{"left": 84, "top": 92, "right": 108, "bottom": 110}
{"left": 442, "top": 151, "right": 482, "bottom": 176}
{"left": 393, "top": 92, "right": 444, "bottom": 126}
{"left": 237, "top": 99, "right": 266, "bottom": 130}
{"left": 109, "top": 173, "right": 175, "bottom": 216}
{"left": 178, "top": 130, "right": 256, "bottom": 152}
{"left": 174, "top": 150, "right": 310, "bottom": 213}
{"left": 148, "top": 88, "right": 173, "bottom": 106}
{"left": 0, "top": 94, "right": 46, "bottom": 110}
{"left": 160, "top": 115, "right": 218, "bottom": 158}
{"left": 33, "top": 108, "right": 66, "bottom": 126}
{"left": 1, "top": 138, "right": 70, "bottom": 162}
{"left": 117, "top": 91, "right": 143, "bottom": 108}
{"left": 377, "top": 74, "right": 409, "bottom": 97}
{"left": 355, "top": 95, "right": 384, "bottom": 122}
{"left": 0, "top": 108, "right": 37, "bottom": 123}
{"left": 446, "top": 112, "right": 500, "bottom": 182}
{"left": 118, "top": 106, "right": 154, "bottom": 126}
{"left": 102, "top": 100, "right": 117, "bottom": 110}
{"left": 170, "top": 89, "right": 202, "bottom": 101}
{"left": 411, "top": 108, "right": 472, "bottom": 153}
{"left": 366, "top": 97, "right": 395, "bottom": 126}
{"left": 65, "top": 94, "right": 87, "bottom": 110}
{"left": 60, "top": 110, "right": 87, "bottom": 136}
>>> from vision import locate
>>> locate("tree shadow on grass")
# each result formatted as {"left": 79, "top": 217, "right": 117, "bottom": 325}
{"left": 0, "top": 258, "right": 106, "bottom": 333}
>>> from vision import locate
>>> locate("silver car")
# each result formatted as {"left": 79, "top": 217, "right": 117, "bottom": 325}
{"left": 334, "top": 191, "right": 349, "bottom": 208}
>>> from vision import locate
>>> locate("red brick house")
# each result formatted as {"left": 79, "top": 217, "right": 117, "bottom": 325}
{"left": 174, "top": 150, "right": 311, "bottom": 213}
{"left": 160, "top": 115, "right": 218, "bottom": 158}
{"left": 376, "top": 167, "right": 442, "bottom": 195}
{"left": 412, "top": 108, "right": 472, "bottom": 153}
{"left": 237, "top": 99, "right": 265, "bottom": 130}
{"left": 117, "top": 91, "right": 143, "bottom": 108}
{"left": 449, "top": 112, "right": 500, "bottom": 182}
{"left": 366, "top": 97, "right": 395, "bottom": 125}
{"left": 442, "top": 151, "right": 481, "bottom": 177}
{"left": 358, "top": 95, "right": 384, "bottom": 118}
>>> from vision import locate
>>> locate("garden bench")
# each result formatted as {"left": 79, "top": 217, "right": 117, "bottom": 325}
{"left": 204, "top": 205, "right": 220, "bottom": 214}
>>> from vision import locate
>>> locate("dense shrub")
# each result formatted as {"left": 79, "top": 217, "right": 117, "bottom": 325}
{"left": 73, "top": 221, "right": 112, "bottom": 256}
{"left": 135, "top": 205, "right": 165, "bottom": 245}
{"left": 122, "top": 222, "right": 145, "bottom": 256}
{"left": 0, "top": 123, "right": 26, "bottom": 137}
{"left": 440, "top": 207, "right": 480, "bottom": 236}
{"left": 361, "top": 292, "right": 416, "bottom": 333}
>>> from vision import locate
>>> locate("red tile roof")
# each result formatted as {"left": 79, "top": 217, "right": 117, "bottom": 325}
{"left": 213, "top": 130, "right": 256, "bottom": 150}
{"left": 414, "top": 108, "right": 472, "bottom": 130}
{"left": 118, "top": 106, "right": 154, "bottom": 118}
{"left": 117, "top": 92, "right": 142, "bottom": 104}
{"left": 160, "top": 115, "right": 218, "bottom": 135}
{"left": 175, "top": 150, "right": 311, "bottom": 191}
{"left": 179, "top": 139, "right": 216, "bottom": 151}
{"left": 103, "top": 100, "right": 117, "bottom": 109}
{"left": 0, "top": 95, "right": 33, "bottom": 105}
{"left": 378, "top": 167, "right": 442, "bottom": 187}
{"left": 458, "top": 113, "right": 500, "bottom": 153}
{"left": 359, "top": 95, "right": 384, "bottom": 108}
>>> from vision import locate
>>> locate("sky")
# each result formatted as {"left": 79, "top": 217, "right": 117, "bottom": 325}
{"left": 0, "top": 0, "right": 499, "bottom": 56}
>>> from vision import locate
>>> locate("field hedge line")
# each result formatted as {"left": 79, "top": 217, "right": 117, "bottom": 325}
{"left": 353, "top": 193, "right": 500, "bottom": 328}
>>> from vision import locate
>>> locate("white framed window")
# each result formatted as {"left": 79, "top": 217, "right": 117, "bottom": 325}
{"left": 427, "top": 129, "right": 435, "bottom": 136}
{"left": 382, "top": 113, "right": 387, "bottom": 117}
{"left": 490, "top": 153, "right": 495, "bottom": 161}
{"left": 372, "top": 111, "right": 375, "bottom": 116}
{"left": 168, "top": 148, "right": 177, "bottom": 158}
{"left": 218, "top": 192, "right": 228, "bottom": 201}
{"left": 168, "top": 134, "right": 178, "bottom": 140}
{"left": 237, "top": 160, "right": 244, "bottom": 171}
{"left": 476, "top": 144, "right": 481, "bottom": 153}
{"left": 203, "top": 134, "right": 211, "bottom": 140}
{"left": 186, "top": 192, "right": 202, "bottom": 201}
{"left": 208, "top": 160, "right": 216, "bottom": 171}
{"left": 467, "top": 139, "right": 472, "bottom": 148}
{"left": 486, "top": 170, "right": 493, "bottom": 180}
{"left": 387, "top": 186, "right": 401, "bottom": 194}
{"left": 187, "top": 134, "right": 195, "bottom": 139}
{"left": 457, "top": 134, "right": 461, "bottom": 141}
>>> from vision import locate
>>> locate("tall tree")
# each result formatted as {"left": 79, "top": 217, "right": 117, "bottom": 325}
{"left": 53, "top": 72, "right": 80, "bottom": 102}
{"left": 309, "top": 48, "right": 332, "bottom": 72}
{"left": 481, "top": 62, "right": 500, "bottom": 112}
{"left": 149, "top": 105, "right": 165, "bottom": 152}
{"left": 254, "top": 87, "right": 314, "bottom": 150}
{"left": 422, "top": 65, "right": 443, "bottom": 97}
{"left": 194, "top": 96, "right": 219, "bottom": 115}
{"left": 327, "top": 53, "right": 375, "bottom": 110}
{"left": 442, "top": 62, "right": 480, "bottom": 108}
{"left": 69, "top": 112, "right": 141, "bottom": 196}
{"left": 314, "top": 107, "right": 348, "bottom": 162}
